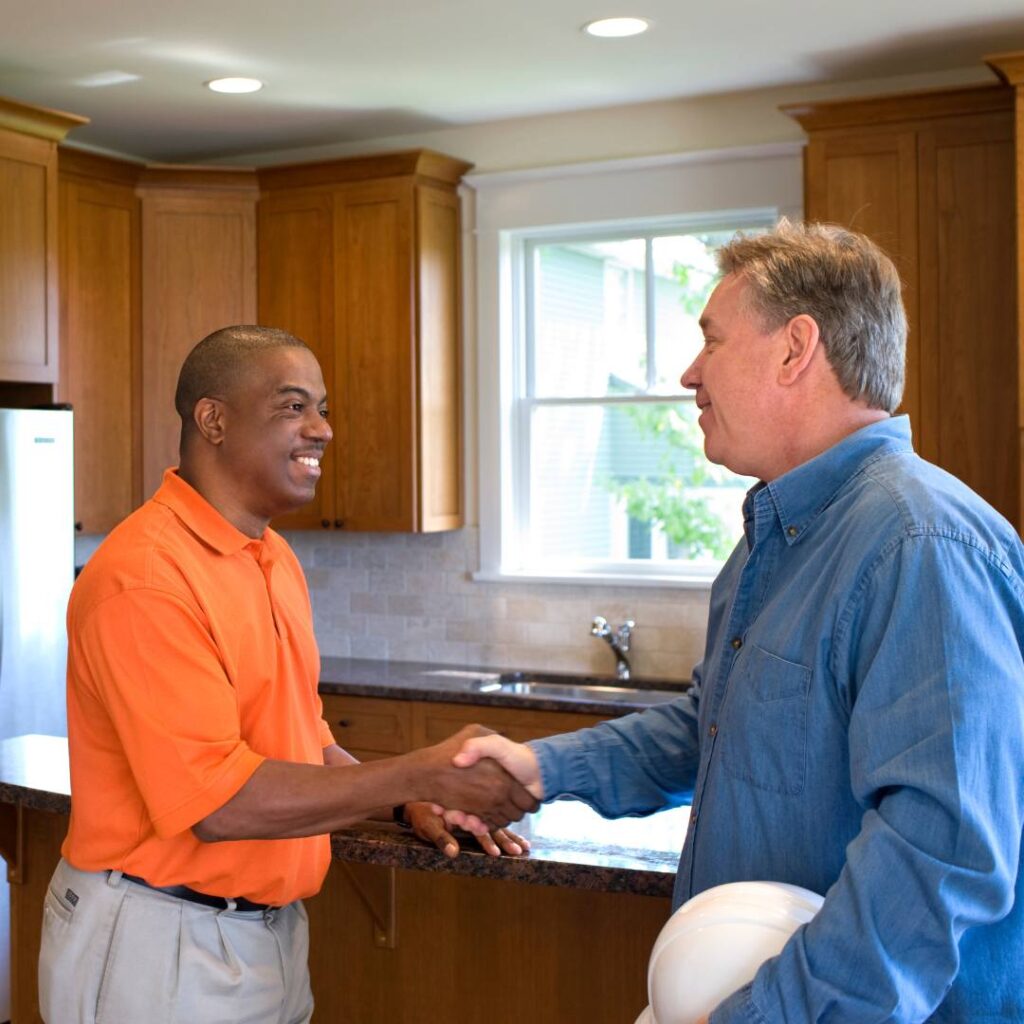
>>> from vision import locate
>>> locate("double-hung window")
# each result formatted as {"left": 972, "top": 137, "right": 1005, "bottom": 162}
{"left": 503, "top": 215, "right": 771, "bottom": 582}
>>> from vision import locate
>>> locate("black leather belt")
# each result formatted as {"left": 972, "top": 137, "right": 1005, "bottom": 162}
{"left": 121, "top": 873, "right": 274, "bottom": 913}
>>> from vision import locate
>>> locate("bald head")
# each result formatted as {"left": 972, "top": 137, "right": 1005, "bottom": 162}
{"left": 175, "top": 325, "right": 310, "bottom": 450}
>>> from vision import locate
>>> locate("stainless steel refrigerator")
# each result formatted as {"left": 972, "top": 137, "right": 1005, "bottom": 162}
{"left": 0, "top": 407, "right": 73, "bottom": 739}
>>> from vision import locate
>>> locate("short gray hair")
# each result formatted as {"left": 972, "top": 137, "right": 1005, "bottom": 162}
{"left": 717, "top": 219, "right": 906, "bottom": 413}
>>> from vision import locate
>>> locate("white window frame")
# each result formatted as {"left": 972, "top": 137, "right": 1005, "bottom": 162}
{"left": 465, "top": 144, "right": 804, "bottom": 587}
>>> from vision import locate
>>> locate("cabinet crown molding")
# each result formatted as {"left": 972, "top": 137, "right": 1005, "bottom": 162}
{"left": 257, "top": 148, "right": 474, "bottom": 192}
{"left": 781, "top": 83, "right": 1012, "bottom": 133}
{"left": 0, "top": 95, "right": 88, "bottom": 142}
{"left": 986, "top": 51, "right": 1024, "bottom": 86}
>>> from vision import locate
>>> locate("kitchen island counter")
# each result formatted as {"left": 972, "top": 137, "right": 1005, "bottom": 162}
{"left": 1, "top": 735, "right": 682, "bottom": 1023}
{"left": 0, "top": 733, "right": 685, "bottom": 897}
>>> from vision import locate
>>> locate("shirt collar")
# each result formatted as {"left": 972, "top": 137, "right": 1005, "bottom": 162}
{"left": 759, "top": 415, "right": 914, "bottom": 547}
{"left": 152, "top": 468, "right": 260, "bottom": 557}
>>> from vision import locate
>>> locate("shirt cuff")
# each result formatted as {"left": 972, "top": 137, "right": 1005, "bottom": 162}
{"left": 528, "top": 731, "right": 594, "bottom": 802}
{"left": 709, "top": 983, "right": 765, "bottom": 1024}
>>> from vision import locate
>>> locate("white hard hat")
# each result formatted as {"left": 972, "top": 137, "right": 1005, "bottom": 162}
{"left": 634, "top": 881, "right": 824, "bottom": 1024}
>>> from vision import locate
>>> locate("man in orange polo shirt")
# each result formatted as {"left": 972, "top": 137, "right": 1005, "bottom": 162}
{"left": 40, "top": 326, "right": 535, "bottom": 1024}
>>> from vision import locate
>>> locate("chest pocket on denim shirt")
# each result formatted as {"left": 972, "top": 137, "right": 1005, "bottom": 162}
{"left": 720, "top": 644, "right": 811, "bottom": 796}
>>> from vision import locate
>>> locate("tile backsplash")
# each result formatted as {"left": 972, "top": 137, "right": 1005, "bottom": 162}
{"left": 284, "top": 527, "right": 710, "bottom": 682}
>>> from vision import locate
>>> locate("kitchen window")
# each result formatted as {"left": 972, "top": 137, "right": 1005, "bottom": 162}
{"left": 501, "top": 215, "right": 771, "bottom": 582}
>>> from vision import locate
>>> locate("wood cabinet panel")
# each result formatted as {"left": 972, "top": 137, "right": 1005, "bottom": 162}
{"left": 258, "top": 191, "right": 336, "bottom": 530}
{"left": 334, "top": 180, "right": 416, "bottom": 531}
{"left": 788, "top": 84, "right": 1019, "bottom": 528}
{"left": 59, "top": 175, "right": 140, "bottom": 532}
{"left": 917, "top": 114, "right": 1017, "bottom": 524}
{"left": 5, "top": 807, "right": 67, "bottom": 1024}
{"left": 0, "top": 129, "right": 56, "bottom": 383}
{"left": 321, "top": 693, "right": 606, "bottom": 755}
{"left": 413, "top": 699, "right": 606, "bottom": 747}
{"left": 306, "top": 864, "right": 666, "bottom": 1024}
{"left": 416, "top": 186, "right": 463, "bottom": 531}
{"left": 259, "top": 150, "right": 470, "bottom": 534}
{"left": 320, "top": 693, "right": 414, "bottom": 754}
{"left": 804, "top": 131, "right": 922, "bottom": 444}
{"left": 139, "top": 191, "right": 256, "bottom": 500}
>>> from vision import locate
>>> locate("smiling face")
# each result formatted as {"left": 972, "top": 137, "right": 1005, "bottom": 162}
{"left": 216, "top": 345, "right": 332, "bottom": 526}
{"left": 680, "top": 272, "right": 787, "bottom": 480}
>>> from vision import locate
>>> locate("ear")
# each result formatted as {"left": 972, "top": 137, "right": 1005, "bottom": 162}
{"left": 192, "top": 397, "right": 227, "bottom": 446}
{"left": 777, "top": 314, "right": 820, "bottom": 387}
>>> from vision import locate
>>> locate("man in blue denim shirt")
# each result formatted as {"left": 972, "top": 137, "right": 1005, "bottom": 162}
{"left": 456, "top": 221, "right": 1024, "bottom": 1021}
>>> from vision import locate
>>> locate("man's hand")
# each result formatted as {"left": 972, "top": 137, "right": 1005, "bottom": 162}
{"left": 407, "top": 725, "right": 539, "bottom": 828}
{"left": 452, "top": 733, "right": 545, "bottom": 800}
{"left": 405, "top": 801, "right": 530, "bottom": 859}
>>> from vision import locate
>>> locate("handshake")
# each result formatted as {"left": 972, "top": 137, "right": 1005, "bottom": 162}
{"left": 404, "top": 726, "right": 546, "bottom": 854}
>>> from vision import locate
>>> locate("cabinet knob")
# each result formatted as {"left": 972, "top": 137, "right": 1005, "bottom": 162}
{"left": 74, "top": 521, "right": 83, "bottom": 533}
{"left": 321, "top": 519, "right": 331, "bottom": 529}
{"left": 337, "top": 719, "right": 351, "bottom": 728}
{"left": 334, "top": 518, "right": 345, "bottom": 529}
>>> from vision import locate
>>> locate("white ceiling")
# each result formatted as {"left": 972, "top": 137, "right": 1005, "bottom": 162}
{"left": 2, "top": 0, "right": 1024, "bottom": 164}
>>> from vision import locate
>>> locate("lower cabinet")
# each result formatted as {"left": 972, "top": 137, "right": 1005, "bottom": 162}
{"left": 311, "top": 694, "right": 660, "bottom": 1024}
{"left": 1, "top": 697, "right": 643, "bottom": 1024}
{"left": 305, "top": 863, "right": 667, "bottom": 1024}
{"left": 319, "top": 692, "right": 608, "bottom": 754}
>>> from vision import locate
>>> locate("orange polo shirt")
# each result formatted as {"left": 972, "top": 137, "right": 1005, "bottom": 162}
{"left": 63, "top": 469, "right": 336, "bottom": 905}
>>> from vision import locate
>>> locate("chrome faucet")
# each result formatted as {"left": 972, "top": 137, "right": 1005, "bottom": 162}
{"left": 591, "top": 615, "right": 635, "bottom": 681}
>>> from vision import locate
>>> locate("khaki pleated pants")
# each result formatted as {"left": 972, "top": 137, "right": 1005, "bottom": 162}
{"left": 38, "top": 858, "right": 314, "bottom": 1024}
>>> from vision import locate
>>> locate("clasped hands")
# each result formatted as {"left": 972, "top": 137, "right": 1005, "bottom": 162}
{"left": 406, "top": 725, "right": 544, "bottom": 860}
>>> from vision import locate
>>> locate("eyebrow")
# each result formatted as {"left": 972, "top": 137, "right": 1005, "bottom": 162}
{"left": 699, "top": 314, "right": 714, "bottom": 332}
{"left": 275, "top": 385, "right": 328, "bottom": 405}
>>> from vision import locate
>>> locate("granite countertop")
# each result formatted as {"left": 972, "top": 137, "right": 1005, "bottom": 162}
{"left": 319, "top": 656, "right": 691, "bottom": 716}
{"left": 0, "top": 734, "right": 686, "bottom": 898}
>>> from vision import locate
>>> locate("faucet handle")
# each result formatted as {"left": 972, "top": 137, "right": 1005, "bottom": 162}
{"left": 617, "top": 619, "right": 636, "bottom": 650}
{"left": 590, "top": 615, "right": 610, "bottom": 637}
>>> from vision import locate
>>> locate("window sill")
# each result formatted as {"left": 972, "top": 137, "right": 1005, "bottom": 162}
{"left": 471, "top": 569, "right": 715, "bottom": 590}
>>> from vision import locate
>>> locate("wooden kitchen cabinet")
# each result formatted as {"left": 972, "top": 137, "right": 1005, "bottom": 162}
{"left": 0, "top": 97, "right": 85, "bottom": 386}
{"left": 58, "top": 149, "right": 142, "bottom": 533}
{"left": 986, "top": 53, "right": 1024, "bottom": 536}
{"left": 783, "top": 85, "right": 1018, "bottom": 527}
{"left": 258, "top": 150, "right": 470, "bottom": 532}
{"left": 321, "top": 693, "right": 414, "bottom": 762}
{"left": 412, "top": 699, "right": 607, "bottom": 746}
{"left": 320, "top": 692, "right": 607, "bottom": 761}
{"left": 138, "top": 170, "right": 258, "bottom": 501}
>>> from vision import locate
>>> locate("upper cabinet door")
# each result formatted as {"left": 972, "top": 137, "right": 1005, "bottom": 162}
{"left": 334, "top": 179, "right": 417, "bottom": 531}
{"left": 916, "top": 112, "right": 1016, "bottom": 525}
{"left": 803, "top": 130, "right": 922, "bottom": 440}
{"left": 139, "top": 188, "right": 257, "bottom": 501}
{"left": 0, "top": 130, "right": 54, "bottom": 383}
{"left": 0, "top": 100, "right": 85, "bottom": 385}
{"left": 260, "top": 190, "right": 337, "bottom": 531}
{"left": 59, "top": 174, "right": 140, "bottom": 533}
{"left": 415, "top": 185, "right": 463, "bottom": 533}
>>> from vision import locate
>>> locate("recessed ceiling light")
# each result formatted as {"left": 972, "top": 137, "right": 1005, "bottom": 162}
{"left": 583, "top": 16, "right": 650, "bottom": 38}
{"left": 206, "top": 77, "right": 263, "bottom": 94}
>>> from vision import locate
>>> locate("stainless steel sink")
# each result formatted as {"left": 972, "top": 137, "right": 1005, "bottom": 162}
{"left": 469, "top": 672, "right": 687, "bottom": 705}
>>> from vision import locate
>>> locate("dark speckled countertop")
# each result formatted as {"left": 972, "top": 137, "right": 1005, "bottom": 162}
{"left": 0, "top": 734, "right": 687, "bottom": 898}
{"left": 318, "top": 656, "right": 691, "bottom": 717}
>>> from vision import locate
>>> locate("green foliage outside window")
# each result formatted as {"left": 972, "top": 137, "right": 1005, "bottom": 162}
{"left": 606, "top": 241, "right": 745, "bottom": 562}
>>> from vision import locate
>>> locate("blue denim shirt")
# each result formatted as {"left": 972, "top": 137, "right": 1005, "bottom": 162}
{"left": 531, "top": 417, "right": 1024, "bottom": 1022}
